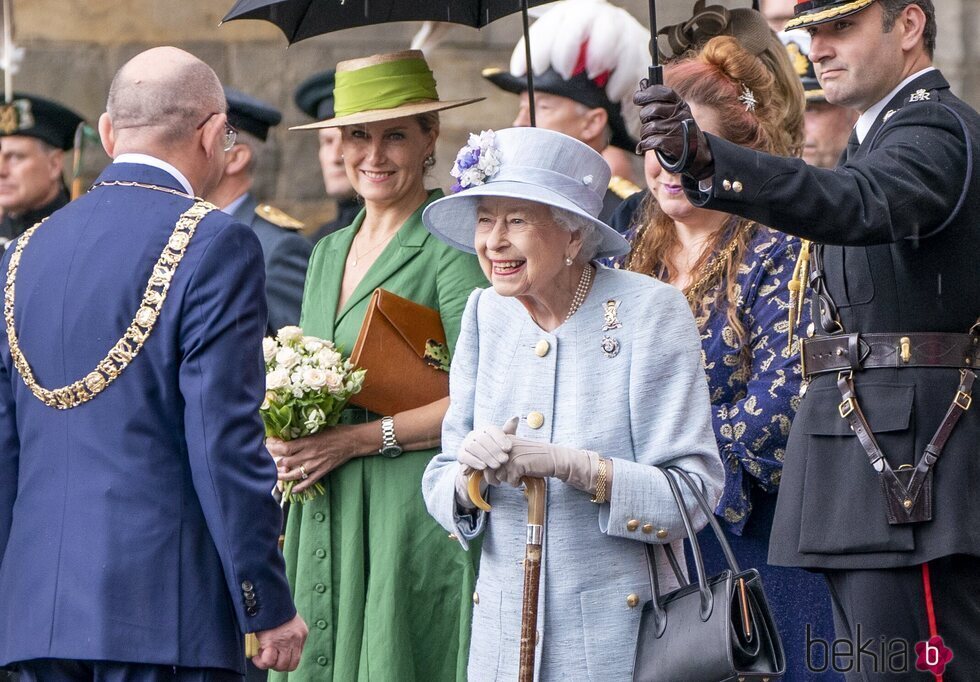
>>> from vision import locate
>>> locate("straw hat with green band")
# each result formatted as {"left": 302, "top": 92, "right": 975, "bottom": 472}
{"left": 784, "top": 0, "right": 878, "bottom": 31}
{"left": 291, "top": 50, "right": 482, "bottom": 130}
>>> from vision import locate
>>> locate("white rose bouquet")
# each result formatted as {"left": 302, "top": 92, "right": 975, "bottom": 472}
{"left": 261, "top": 325, "right": 366, "bottom": 503}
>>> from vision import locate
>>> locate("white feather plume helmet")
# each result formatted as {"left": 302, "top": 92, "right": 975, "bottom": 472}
{"left": 507, "top": 0, "right": 650, "bottom": 140}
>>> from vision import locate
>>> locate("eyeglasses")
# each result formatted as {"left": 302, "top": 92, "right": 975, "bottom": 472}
{"left": 196, "top": 112, "right": 238, "bottom": 152}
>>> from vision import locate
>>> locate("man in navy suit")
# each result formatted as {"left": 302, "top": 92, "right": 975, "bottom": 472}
{"left": 207, "top": 87, "right": 311, "bottom": 336}
{"left": 0, "top": 47, "right": 306, "bottom": 680}
{"left": 636, "top": 1, "right": 980, "bottom": 678}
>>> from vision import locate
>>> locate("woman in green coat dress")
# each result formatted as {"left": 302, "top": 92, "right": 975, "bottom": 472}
{"left": 266, "top": 51, "right": 487, "bottom": 681}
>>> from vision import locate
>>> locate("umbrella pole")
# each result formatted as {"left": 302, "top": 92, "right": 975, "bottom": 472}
{"left": 518, "top": 477, "right": 545, "bottom": 682}
{"left": 646, "top": 0, "right": 694, "bottom": 173}
{"left": 520, "top": 0, "right": 536, "bottom": 127}
{"left": 646, "top": 0, "right": 662, "bottom": 86}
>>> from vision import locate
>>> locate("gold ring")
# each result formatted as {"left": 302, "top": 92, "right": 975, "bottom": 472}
{"left": 299, "top": 465, "right": 309, "bottom": 480}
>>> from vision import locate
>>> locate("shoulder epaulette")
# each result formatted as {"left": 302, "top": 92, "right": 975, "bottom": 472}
{"left": 608, "top": 175, "right": 642, "bottom": 200}
{"left": 255, "top": 204, "right": 305, "bottom": 230}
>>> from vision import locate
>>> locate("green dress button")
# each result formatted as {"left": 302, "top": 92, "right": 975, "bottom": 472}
{"left": 316, "top": 655, "right": 328, "bottom": 666}
{"left": 314, "top": 512, "right": 325, "bottom": 522}
{"left": 316, "top": 619, "right": 327, "bottom": 629}
{"left": 315, "top": 548, "right": 326, "bottom": 559}
{"left": 314, "top": 582, "right": 326, "bottom": 593}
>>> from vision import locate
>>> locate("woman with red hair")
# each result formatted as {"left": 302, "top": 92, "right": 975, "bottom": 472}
{"left": 622, "top": 36, "right": 837, "bottom": 679}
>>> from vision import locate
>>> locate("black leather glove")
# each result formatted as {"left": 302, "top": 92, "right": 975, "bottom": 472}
{"left": 634, "top": 81, "right": 715, "bottom": 181}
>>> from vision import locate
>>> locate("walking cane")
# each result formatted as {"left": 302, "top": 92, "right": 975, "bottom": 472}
{"left": 468, "top": 473, "right": 546, "bottom": 681}
{"left": 518, "top": 477, "right": 546, "bottom": 682}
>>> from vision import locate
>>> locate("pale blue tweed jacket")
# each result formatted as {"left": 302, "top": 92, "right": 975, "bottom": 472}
{"left": 423, "top": 265, "right": 724, "bottom": 681}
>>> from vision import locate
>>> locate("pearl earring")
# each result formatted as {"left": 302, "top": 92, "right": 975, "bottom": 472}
{"left": 564, "top": 256, "right": 573, "bottom": 266}
{"left": 424, "top": 155, "right": 436, "bottom": 168}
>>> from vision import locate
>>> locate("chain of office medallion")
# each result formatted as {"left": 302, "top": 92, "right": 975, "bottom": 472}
{"left": 3, "top": 182, "right": 215, "bottom": 410}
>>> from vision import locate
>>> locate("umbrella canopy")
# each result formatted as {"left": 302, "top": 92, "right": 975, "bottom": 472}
{"left": 221, "top": 0, "right": 557, "bottom": 44}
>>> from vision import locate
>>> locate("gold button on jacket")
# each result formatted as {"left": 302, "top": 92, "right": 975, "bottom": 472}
{"left": 527, "top": 411, "right": 545, "bottom": 429}
{"left": 626, "top": 593, "right": 639, "bottom": 608}
{"left": 626, "top": 519, "right": 640, "bottom": 532}
{"left": 534, "top": 339, "right": 550, "bottom": 357}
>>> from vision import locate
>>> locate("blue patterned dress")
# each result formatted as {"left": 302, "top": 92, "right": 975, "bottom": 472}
{"left": 612, "top": 197, "right": 840, "bottom": 680}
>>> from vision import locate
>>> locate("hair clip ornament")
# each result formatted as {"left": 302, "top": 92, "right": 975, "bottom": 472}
{"left": 739, "top": 84, "right": 757, "bottom": 112}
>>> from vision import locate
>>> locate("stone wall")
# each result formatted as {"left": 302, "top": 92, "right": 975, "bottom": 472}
{"left": 11, "top": 0, "right": 979, "bottom": 229}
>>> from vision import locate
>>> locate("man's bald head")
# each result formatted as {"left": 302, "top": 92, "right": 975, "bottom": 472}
{"left": 107, "top": 47, "right": 225, "bottom": 147}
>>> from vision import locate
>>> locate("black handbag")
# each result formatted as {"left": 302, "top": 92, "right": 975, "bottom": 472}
{"left": 633, "top": 467, "right": 786, "bottom": 681}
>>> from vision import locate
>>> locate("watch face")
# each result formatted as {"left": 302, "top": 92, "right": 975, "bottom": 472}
{"left": 381, "top": 445, "right": 403, "bottom": 458}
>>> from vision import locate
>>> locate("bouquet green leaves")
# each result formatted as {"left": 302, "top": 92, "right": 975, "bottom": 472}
{"left": 261, "top": 325, "right": 366, "bottom": 503}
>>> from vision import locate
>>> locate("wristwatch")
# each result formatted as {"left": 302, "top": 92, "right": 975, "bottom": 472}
{"left": 379, "top": 416, "right": 403, "bottom": 458}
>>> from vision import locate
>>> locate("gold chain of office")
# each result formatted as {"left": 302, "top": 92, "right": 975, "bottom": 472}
{"left": 3, "top": 181, "right": 215, "bottom": 410}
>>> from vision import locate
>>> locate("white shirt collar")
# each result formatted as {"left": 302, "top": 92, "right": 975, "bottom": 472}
{"left": 221, "top": 193, "right": 249, "bottom": 216}
{"left": 112, "top": 153, "right": 195, "bottom": 196}
{"left": 855, "top": 67, "right": 936, "bottom": 143}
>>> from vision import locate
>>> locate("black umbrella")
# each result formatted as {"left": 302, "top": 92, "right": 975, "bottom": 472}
{"left": 221, "top": 0, "right": 558, "bottom": 43}
{"left": 221, "top": 0, "right": 558, "bottom": 124}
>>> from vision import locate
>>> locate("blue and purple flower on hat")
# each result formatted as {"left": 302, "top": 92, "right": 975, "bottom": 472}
{"left": 449, "top": 130, "right": 502, "bottom": 193}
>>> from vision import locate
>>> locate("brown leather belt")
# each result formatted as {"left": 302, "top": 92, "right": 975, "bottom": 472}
{"left": 802, "top": 332, "right": 980, "bottom": 378}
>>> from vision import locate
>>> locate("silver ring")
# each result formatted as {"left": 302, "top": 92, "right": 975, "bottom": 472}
{"left": 299, "top": 465, "right": 309, "bottom": 480}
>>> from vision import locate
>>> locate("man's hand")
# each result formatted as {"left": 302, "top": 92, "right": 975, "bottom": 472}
{"left": 252, "top": 614, "right": 309, "bottom": 672}
{"left": 634, "top": 81, "right": 715, "bottom": 180}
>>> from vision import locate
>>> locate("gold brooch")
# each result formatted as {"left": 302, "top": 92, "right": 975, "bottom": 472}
{"left": 601, "top": 299, "right": 622, "bottom": 332}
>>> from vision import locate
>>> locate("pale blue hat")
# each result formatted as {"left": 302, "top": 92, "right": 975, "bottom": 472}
{"left": 422, "top": 127, "right": 630, "bottom": 259}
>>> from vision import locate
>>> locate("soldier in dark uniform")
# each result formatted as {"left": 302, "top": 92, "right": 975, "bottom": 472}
{"left": 293, "top": 70, "right": 359, "bottom": 243}
{"left": 780, "top": 29, "right": 858, "bottom": 169}
{"left": 635, "top": 1, "right": 980, "bottom": 679}
{"left": 207, "top": 87, "right": 312, "bottom": 335}
{"left": 482, "top": 0, "right": 643, "bottom": 228}
{"left": 0, "top": 94, "right": 83, "bottom": 248}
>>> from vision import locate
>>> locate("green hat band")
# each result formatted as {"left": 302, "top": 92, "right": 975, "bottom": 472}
{"left": 334, "top": 58, "right": 439, "bottom": 118}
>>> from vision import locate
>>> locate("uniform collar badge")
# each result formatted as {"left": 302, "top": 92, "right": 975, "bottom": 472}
{"left": 909, "top": 89, "right": 931, "bottom": 103}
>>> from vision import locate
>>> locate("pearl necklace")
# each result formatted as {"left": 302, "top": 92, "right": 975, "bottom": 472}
{"left": 564, "top": 264, "right": 594, "bottom": 322}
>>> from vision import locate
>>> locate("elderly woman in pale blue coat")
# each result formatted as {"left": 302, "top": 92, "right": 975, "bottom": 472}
{"left": 420, "top": 127, "right": 724, "bottom": 681}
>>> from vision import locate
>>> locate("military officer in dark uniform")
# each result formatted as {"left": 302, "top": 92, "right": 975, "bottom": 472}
{"left": 0, "top": 94, "right": 83, "bottom": 249}
{"left": 636, "top": 1, "right": 980, "bottom": 679}
{"left": 293, "top": 70, "right": 359, "bottom": 243}
{"left": 482, "top": 0, "right": 643, "bottom": 227}
{"left": 207, "top": 87, "right": 312, "bottom": 335}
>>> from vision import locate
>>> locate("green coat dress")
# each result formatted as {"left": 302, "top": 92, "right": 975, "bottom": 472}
{"left": 271, "top": 190, "right": 487, "bottom": 681}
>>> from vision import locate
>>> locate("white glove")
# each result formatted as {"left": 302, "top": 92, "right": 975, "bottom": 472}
{"left": 498, "top": 437, "right": 601, "bottom": 493}
{"left": 454, "top": 417, "right": 520, "bottom": 508}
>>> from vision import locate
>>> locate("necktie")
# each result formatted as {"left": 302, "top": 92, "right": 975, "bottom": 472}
{"left": 843, "top": 128, "right": 860, "bottom": 163}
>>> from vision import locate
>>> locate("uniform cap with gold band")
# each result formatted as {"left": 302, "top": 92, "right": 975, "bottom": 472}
{"left": 784, "top": 0, "right": 879, "bottom": 31}
{"left": 290, "top": 50, "right": 483, "bottom": 130}
{"left": 0, "top": 93, "right": 84, "bottom": 150}
{"left": 778, "top": 30, "right": 825, "bottom": 102}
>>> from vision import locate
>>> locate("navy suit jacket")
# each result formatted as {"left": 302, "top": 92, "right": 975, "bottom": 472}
{"left": 230, "top": 193, "right": 311, "bottom": 336}
{"left": 0, "top": 163, "right": 294, "bottom": 671}
{"left": 683, "top": 70, "right": 980, "bottom": 570}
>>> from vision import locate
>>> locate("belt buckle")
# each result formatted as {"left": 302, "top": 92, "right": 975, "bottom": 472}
{"left": 800, "top": 338, "right": 809, "bottom": 378}
{"left": 838, "top": 397, "right": 857, "bottom": 418}
{"left": 954, "top": 391, "right": 972, "bottom": 411}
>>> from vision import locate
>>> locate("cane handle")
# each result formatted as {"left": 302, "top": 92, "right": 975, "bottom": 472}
{"left": 468, "top": 471, "right": 492, "bottom": 511}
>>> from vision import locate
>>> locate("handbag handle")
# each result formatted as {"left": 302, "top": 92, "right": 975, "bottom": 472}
{"left": 667, "top": 466, "right": 743, "bottom": 574}
{"left": 648, "top": 468, "right": 713, "bottom": 635}
{"left": 647, "top": 467, "right": 746, "bottom": 635}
